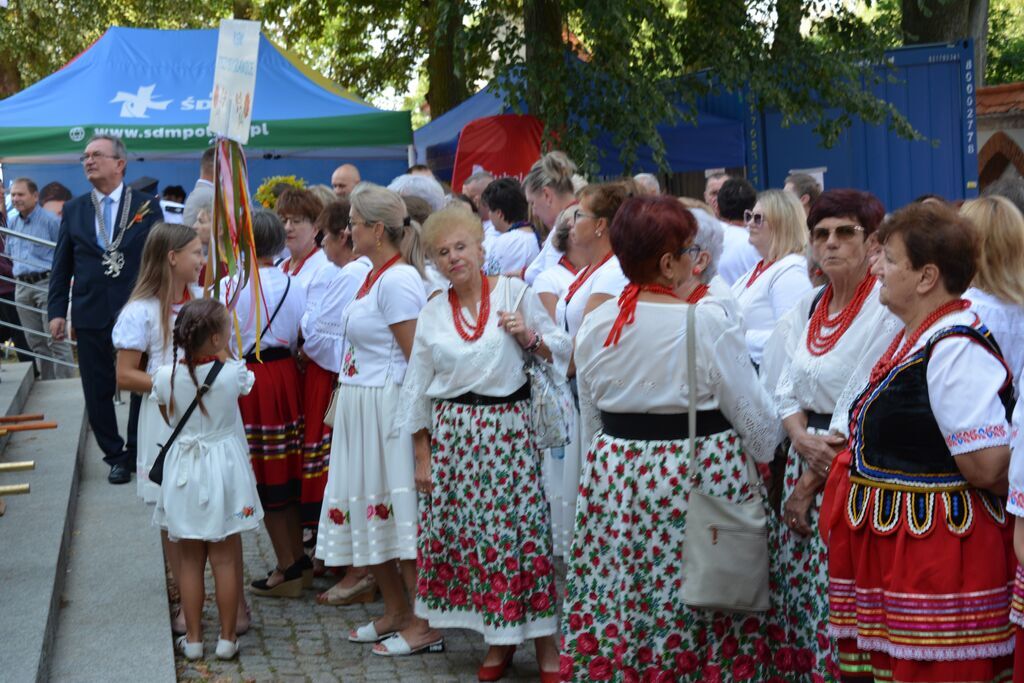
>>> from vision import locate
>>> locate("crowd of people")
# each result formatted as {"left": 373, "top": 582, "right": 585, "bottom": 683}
{"left": 15, "top": 131, "right": 1024, "bottom": 682}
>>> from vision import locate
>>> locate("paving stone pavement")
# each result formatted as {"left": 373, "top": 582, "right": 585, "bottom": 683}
{"left": 174, "top": 525, "right": 559, "bottom": 682}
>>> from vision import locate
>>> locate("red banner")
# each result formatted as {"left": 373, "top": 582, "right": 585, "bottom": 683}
{"left": 451, "top": 114, "right": 544, "bottom": 193}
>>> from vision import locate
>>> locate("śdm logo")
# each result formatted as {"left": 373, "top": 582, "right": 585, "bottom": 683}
{"left": 110, "top": 85, "right": 172, "bottom": 119}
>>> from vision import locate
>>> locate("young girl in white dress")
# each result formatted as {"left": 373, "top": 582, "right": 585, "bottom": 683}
{"left": 152, "top": 298, "right": 264, "bottom": 661}
{"left": 113, "top": 222, "right": 214, "bottom": 635}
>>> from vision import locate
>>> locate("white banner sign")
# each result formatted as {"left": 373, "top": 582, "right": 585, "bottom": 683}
{"left": 209, "top": 19, "right": 261, "bottom": 144}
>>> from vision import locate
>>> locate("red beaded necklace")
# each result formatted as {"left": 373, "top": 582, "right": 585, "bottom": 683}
{"left": 805, "top": 273, "right": 876, "bottom": 356}
{"left": 565, "top": 251, "right": 613, "bottom": 304}
{"left": 745, "top": 259, "right": 774, "bottom": 288}
{"left": 868, "top": 299, "right": 970, "bottom": 384}
{"left": 356, "top": 253, "right": 402, "bottom": 299}
{"left": 558, "top": 255, "right": 579, "bottom": 276}
{"left": 448, "top": 272, "right": 491, "bottom": 342}
{"left": 603, "top": 283, "right": 681, "bottom": 347}
{"left": 685, "top": 283, "right": 709, "bottom": 304}
{"left": 281, "top": 247, "right": 319, "bottom": 276}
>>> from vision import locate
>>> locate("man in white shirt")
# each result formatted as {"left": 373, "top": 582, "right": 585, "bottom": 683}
{"left": 715, "top": 177, "right": 761, "bottom": 286}
{"left": 462, "top": 171, "right": 497, "bottom": 253}
{"left": 182, "top": 146, "right": 215, "bottom": 227}
{"left": 704, "top": 172, "right": 729, "bottom": 218}
{"left": 784, "top": 172, "right": 822, "bottom": 216}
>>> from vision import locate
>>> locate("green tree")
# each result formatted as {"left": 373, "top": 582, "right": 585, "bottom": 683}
{"left": 0, "top": 0, "right": 247, "bottom": 98}
{"left": 985, "top": 0, "right": 1024, "bottom": 84}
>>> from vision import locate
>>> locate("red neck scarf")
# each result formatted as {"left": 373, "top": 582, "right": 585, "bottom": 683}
{"left": 603, "top": 283, "right": 681, "bottom": 347}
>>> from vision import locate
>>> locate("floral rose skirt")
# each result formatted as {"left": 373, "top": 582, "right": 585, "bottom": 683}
{"left": 414, "top": 398, "right": 559, "bottom": 645}
{"left": 560, "top": 430, "right": 777, "bottom": 682}
{"left": 767, "top": 430, "right": 839, "bottom": 682}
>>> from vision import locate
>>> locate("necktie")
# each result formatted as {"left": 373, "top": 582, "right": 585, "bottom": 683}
{"left": 102, "top": 196, "right": 114, "bottom": 243}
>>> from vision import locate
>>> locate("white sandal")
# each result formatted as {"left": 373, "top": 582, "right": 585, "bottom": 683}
{"left": 175, "top": 635, "right": 203, "bottom": 660}
{"left": 216, "top": 638, "right": 239, "bottom": 660}
{"left": 348, "top": 621, "right": 396, "bottom": 643}
{"left": 372, "top": 632, "right": 445, "bottom": 657}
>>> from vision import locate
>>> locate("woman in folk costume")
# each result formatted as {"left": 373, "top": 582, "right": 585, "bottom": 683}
{"left": 769, "top": 189, "right": 896, "bottom": 681}
{"left": 563, "top": 196, "right": 782, "bottom": 681}
{"left": 397, "top": 206, "right": 571, "bottom": 680}
{"left": 314, "top": 185, "right": 439, "bottom": 655}
{"left": 221, "top": 209, "right": 308, "bottom": 598}
{"left": 822, "top": 202, "right": 1016, "bottom": 683}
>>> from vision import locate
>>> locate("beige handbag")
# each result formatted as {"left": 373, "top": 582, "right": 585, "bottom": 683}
{"left": 680, "top": 302, "right": 770, "bottom": 613}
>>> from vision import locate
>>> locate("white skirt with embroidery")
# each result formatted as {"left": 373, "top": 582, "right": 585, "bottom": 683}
{"left": 315, "top": 383, "right": 418, "bottom": 567}
{"left": 151, "top": 427, "right": 264, "bottom": 542}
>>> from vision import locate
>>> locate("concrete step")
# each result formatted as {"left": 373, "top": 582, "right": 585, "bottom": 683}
{"left": 0, "top": 366, "right": 88, "bottom": 683}
{"left": 48, "top": 398, "right": 176, "bottom": 683}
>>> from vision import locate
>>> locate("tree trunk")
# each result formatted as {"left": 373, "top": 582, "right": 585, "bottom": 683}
{"left": 901, "top": 0, "right": 970, "bottom": 44}
{"left": 0, "top": 53, "right": 22, "bottom": 99}
{"left": 425, "top": 0, "right": 469, "bottom": 118}
{"left": 901, "top": 0, "right": 988, "bottom": 85}
{"left": 523, "top": 0, "right": 564, "bottom": 136}
{"left": 968, "top": 0, "right": 989, "bottom": 86}
{"left": 773, "top": 0, "right": 803, "bottom": 58}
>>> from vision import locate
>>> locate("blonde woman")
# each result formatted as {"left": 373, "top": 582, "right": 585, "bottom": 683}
{"left": 962, "top": 195, "right": 1024, "bottom": 391}
{"left": 398, "top": 206, "right": 569, "bottom": 679}
{"left": 523, "top": 151, "right": 584, "bottom": 284}
{"left": 730, "top": 189, "right": 813, "bottom": 366}
{"left": 314, "top": 184, "right": 438, "bottom": 655}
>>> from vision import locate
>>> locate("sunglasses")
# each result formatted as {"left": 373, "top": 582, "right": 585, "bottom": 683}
{"left": 743, "top": 210, "right": 765, "bottom": 226}
{"left": 811, "top": 224, "right": 865, "bottom": 243}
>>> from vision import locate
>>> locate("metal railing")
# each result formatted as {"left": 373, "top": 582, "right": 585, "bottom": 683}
{"left": 0, "top": 225, "right": 79, "bottom": 371}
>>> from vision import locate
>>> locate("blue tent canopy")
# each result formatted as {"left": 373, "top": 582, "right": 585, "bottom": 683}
{"left": 0, "top": 27, "right": 412, "bottom": 163}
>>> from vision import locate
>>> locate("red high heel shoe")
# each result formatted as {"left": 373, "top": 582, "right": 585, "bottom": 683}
{"left": 477, "top": 645, "right": 516, "bottom": 681}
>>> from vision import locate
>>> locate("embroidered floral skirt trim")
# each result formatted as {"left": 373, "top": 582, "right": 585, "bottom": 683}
{"left": 560, "top": 429, "right": 776, "bottom": 682}
{"left": 414, "top": 399, "right": 559, "bottom": 645}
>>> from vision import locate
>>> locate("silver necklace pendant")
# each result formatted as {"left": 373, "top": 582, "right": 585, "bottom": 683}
{"left": 102, "top": 249, "right": 125, "bottom": 278}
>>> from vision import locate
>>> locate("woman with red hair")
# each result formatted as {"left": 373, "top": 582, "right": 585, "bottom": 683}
{"left": 561, "top": 196, "right": 782, "bottom": 681}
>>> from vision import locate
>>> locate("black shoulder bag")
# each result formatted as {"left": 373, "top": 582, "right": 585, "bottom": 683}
{"left": 149, "top": 361, "right": 225, "bottom": 486}
{"left": 243, "top": 276, "right": 291, "bottom": 359}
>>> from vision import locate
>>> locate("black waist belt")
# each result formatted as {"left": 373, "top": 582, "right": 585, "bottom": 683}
{"left": 806, "top": 411, "right": 833, "bottom": 431}
{"left": 244, "top": 346, "right": 292, "bottom": 364}
{"left": 17, "top": 270, "right": 49, "bottom": 285}
{"left": 600, "top": 410, "right": 732, "bottom": 441}
{"left": 448, "top": 382, "right": 530, "bottom": 406}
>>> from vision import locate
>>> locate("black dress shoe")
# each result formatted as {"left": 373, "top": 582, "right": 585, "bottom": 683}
{"left": 108, "top": 464, "right": 132, "bottom": 485}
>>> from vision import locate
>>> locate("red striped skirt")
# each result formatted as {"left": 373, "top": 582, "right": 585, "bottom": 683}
{"left": 823, "top": 458, "right": 1014, "bottom": 683}
{"left": 300, "top": 360, "right": 336, "bottom": 528}
{"left": 239, "top": 355, "right": 305, "bottom": 511}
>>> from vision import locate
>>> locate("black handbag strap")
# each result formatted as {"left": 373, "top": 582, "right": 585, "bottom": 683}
{"left": 808, "top": 285, "right": 827, "bottom": 320}
{"left": 244, "top": 276, "right": 291, "bottom": 358}
{"left": 157, "top": 361, "right": 224, "bottom": 460}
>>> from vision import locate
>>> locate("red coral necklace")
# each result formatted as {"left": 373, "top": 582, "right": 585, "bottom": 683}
{"left": 868, "top": 299, "right": 970, "bottom": 384}
{"left": 356, "top": 253, "right": 401, "bottom": 299}
{"left": 449, "top": 272, "right": 491, "bottom": 342}
{"left": 805, "top": 273, "right": 876, "bottom": 356}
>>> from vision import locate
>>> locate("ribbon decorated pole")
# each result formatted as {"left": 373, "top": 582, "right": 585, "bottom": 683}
{"left": 206, "top": 19, "right": 264, "bottom": 358}
{"left": 209, "top": 138, "right": 264, "bottom": 360}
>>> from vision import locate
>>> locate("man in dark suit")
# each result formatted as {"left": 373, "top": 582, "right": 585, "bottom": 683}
{"left": 48, "top": 135, "right": 163, "bottom": 484}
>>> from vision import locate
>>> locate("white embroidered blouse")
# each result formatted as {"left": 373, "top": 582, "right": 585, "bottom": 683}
{"left": 396, "top": 277, "right": 571, "bottom": 434}
{"left": 301, "top": 256, "right": 372, "bottom": 373}
{"left": 574, "top": 297, "right": 783, "bottom": 463}
{"left": 730, "top": 252, "right": 813, "bottom": 365}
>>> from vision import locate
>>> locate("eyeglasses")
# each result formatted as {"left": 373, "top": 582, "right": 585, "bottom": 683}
{"left": 680, "top": 244, "right": 702, "bottom": 259}
{"left": 573, "top": 208, "right": 598, "bottom": 223}
{"left": 811, "top": 224, "right": 865, "bottom": 243}
{"left": 743, "top": 210, "right": 766, "bottom": 226}
{"left": 79, "top": 152, "right": 120, "bottom": 163}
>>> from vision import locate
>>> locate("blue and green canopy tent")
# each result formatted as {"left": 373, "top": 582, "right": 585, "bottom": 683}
{"left": 0, "top": 27, "right": 413, "bottom": 191}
